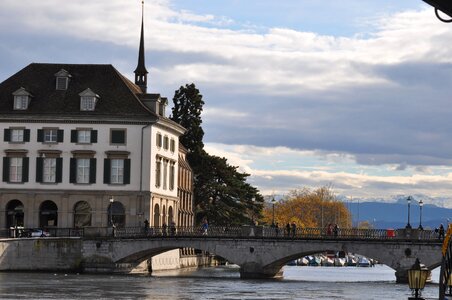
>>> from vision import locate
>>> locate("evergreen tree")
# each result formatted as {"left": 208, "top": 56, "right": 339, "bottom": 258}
{"left": 170, "top": 83, "right": 263, "bottom": 225}
{"left": 171, "top": 83, "right": 204, "bottom": 154}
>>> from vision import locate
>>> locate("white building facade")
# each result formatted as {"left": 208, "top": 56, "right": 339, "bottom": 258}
{"left": 0, "top": 13, "right": 190, "bottom": 232}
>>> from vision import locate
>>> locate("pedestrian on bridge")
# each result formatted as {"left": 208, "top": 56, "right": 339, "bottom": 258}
{"left": 291, "top": 222, "right": 296, "bottom": 238}
{"left": 144, "top": 219, "right": 149, "bottom": 235}
{"left": 439, "top": 224, "right": 445, "bottom": 240}
{"left": 285, "top": 223, "right": 290, "bottom": 237}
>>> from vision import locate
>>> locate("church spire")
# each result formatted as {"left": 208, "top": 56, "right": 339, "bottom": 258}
{"left": 134, "top": 0, "right": 148, "bottom": 93}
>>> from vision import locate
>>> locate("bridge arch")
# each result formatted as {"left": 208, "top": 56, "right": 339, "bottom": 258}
{"left": 82, "top": 237, "right": 442, "bottom": 282}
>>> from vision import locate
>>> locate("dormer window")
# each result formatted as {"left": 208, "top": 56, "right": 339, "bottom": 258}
{"left": 54, "top": 69, "right": 71, "bottom": 90}
{"left": 12, "top": 87, "right": 32, "bottom": 110}
{"left": 79, "top": 88, "right": 99, "bottom": 111}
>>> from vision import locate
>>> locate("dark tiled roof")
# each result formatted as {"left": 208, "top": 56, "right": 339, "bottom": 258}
{"left": 0, "top": 63, "right": 157, "bottom": 119}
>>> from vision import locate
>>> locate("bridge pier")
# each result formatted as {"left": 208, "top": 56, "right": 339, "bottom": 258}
{"left": 239, "top": 263, "right": 283, "bottom": 279}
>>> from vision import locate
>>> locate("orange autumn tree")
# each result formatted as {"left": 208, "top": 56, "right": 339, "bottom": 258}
{"left": 261, "top": 186, "right": 351, "bottom": 229}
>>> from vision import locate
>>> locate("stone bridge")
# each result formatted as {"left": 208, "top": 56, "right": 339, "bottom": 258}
{"left": 81, "top": 226, "right": 442, "bottom": 283}
{"left": 0, "top": 227, "right": 443, "bottom": 283}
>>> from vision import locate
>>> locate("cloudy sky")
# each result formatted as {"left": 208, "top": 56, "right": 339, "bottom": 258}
{"left": 1, "top": 0, "right": 452, "bottom": 204}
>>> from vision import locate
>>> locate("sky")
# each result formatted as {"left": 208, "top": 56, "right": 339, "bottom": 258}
{"left": 1, "top": 0, "right": 452, "bottom": 205}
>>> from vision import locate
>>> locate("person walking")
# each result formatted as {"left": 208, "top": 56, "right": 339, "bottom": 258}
{"left": 291, "top": 222, "right": 296, "bottom": 238}
{"left": 285, "top": 223, "right": 291, "bottom": 237}
{"left": 439, "top": 223, "right": 445, "bottom": 240}
{"left": 144, "top": 219, "right": 149, "bottom": 236}
{"left": 333, "top": 224, "right": 339, "bottom": 238}
{"left": 202, "top": 219, "right": 209, "bottom": 235}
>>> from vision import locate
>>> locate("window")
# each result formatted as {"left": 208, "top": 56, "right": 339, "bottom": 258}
{"left": 80, "top": 96, "right": 96, "bottom": 111}
{"left": 110, "top": 129, "right": 126, "bottom": 145}
{"left": 45, "top": 129, "right": 57, "bottom": 142}
{"left": 56, "top": 77, "right": 68, "bottom": 90}
{"left": 43, "top": 158, "right": 57, "bottom": 183}
{"left": 4, "top": 128, "right": 30, "bottom": 143}
{"left": 3, "top": 152, "right": 29, "bottom": 183}
{"left": 38, "top": 128, "right": 63, "bottom": 143}
{"left": 11, "top": 129, "right": 24, "bottom": 142}
{"left": 71, "top": 129, "right": 97, "bottom": 144}
{"left": 55, "top": 69, "right": 71, "bottom": 90}
{"left": 78, "top": 130, "right": 91, "bottom": 143}
{"left": 79, "top": 88, "right": 99, "bottom": 111}
{"left": 36, "top": 155, "right": 62, "bottom": 183}
{"left": 155, "top": 157, "right": 161, "bottom": 187}
{"left": 163, "top": 136, "right": 169, "bottom": 150}
{"left": 156, "top": 133, "right": 162, "bottom": 148}
{"left": 110, "top": 159, "right": 124, "bottom": 184}
{"left": 103, "top": 153, "right": 130, "bottom": 185}
{"left": 14, "top": 95, "right": 29, "bottom": 110}
{"left": 70, "top": 154, "right": 96, "bottom": 184}
{"left": 169, "top": 162, "right": 175, "bottom": 190}
{"left": 77, "top": 159, "right": 90, "bottom": 183}
{"left": 9, "top": 157, "right": 23, "bottom": 182}
{"left": 12, "top": 87, "right": 32, "bottom": 110}
{"left": 170, "top": 139, "right": 175, "bottom": 152}
{"left": 163, "top": 159, "right": 168, "bottom": 189}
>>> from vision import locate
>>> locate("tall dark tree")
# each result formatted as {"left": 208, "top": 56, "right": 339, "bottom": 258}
{"left": 171, "top": 83, "right": 204, "bottom": 155}
{"left": 170, "top": 83, "right": 264, "bottom": 225}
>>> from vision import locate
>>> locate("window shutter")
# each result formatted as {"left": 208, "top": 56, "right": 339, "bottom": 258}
{"left": 89, "top": 158, "right": 97, "bottom": 183}
{"left": 111, "top": 130, "right": 125, "bottom": 144}
{"left": 36, "top": 157, "right": 43, "bottom": 182}
{"left": 24, "top": 129, "right": 30, "bottom": 142}
{"left": 124, "top": 159, "right": 131, "bottom": 184}
{"left": 103, "top": 159, "right": 111, "bottom": 184}
{"left": 56, "top": 157, "right": 63, "bottom": 183}
{"left": 2, "top": 157, "right": 10, "bottom": 182}
{"left": 71, "top": 130, "right": 77, "bottom": 143}
{"left": 22, "top": 157, "right": 29, "bottom": 183}
{"left": 4, "top": 129, "right": 10, "bottom": 142}
{"left": 69, "top": 158, "right": 76, "bottom": 183}
{"left": 37, "top": 129, "right": 43, "bottom": 142}
{"left": 91, "top": 130, "right": 98, "bottom": 143}
{"left": 57, "top": 130, "right": 64, "bottom": 142}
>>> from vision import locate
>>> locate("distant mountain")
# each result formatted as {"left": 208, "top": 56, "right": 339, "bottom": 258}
{"left": 347, "top": 201, "right": 452, "bottom": 229}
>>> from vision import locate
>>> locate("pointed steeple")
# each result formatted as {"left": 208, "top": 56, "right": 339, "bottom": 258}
{"left": 134, "top": 0, "right": 148, "bottom": 93}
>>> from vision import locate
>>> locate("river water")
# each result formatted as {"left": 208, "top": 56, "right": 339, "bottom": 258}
{"left": 0, "top": 265, "right": 441, "bottom": 299}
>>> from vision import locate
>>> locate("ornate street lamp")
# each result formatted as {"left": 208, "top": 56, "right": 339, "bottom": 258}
{"left": 109, "top": 196, "right": 114, "bottom": 227}
{"left": 406, "top": 196, "right": 412, "bottom": 229}
{"left": 407, "top": 258, "right": 429, "bottom": 300}
{"left": 271, "top": 197, "right": 276, "bottom": 226}
{"left": 418, "top": 200, "right": 424, "bottom": 230}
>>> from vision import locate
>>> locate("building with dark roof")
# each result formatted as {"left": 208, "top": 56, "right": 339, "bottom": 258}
{"left": 0, "top": 4, "right": 193, "bottom": 240}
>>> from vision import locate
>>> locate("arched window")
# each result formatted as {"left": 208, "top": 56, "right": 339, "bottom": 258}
{"left": 162, "top": 205, "right": 167, "bottom": 225}
{"left": 40, "top": 200, "right": 58, "bottom": 227}
{"left": 168, "top": 206, "right": 173, "bottom": 225}
{"left": 73, "top": 201, "right": 92, "bottom": 227}
{"left": 6, "top": 200, "right": 24, "bottom": 228}
{"left": 108, "top": 201, "right": 125, "bottom": 228}
{"left": 153, "top": 204, "right": 160, "bottom": 227}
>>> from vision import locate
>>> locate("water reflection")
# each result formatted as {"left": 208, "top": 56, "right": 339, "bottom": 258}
{"left": 0, "top": 265, "right": 440, "bottom": 300}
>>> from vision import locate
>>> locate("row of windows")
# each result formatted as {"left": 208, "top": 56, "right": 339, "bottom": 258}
{"left": 3, "top": 156, "right": 177, "bottom": 190}
{"left": 156, "top": 132, "right": 176, "bottom": 152}
{"left": 2, "top": 157, "right": 131, "bottom": 185}
{"left": 155, "top": 156, "right": 175, "bottom": 190}
{"left": 4, "top": 128, "right": 125, "bottom": 145}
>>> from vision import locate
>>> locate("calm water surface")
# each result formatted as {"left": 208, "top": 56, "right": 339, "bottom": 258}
{"left": 0, "top": 265, "right": 441, "bottom": 299}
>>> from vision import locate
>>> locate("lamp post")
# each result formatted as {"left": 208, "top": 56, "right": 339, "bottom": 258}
{"left": 251, "top": 197, "right": 255, "bottom": 225}
{"left": 407, "top": 258, "right": 428, "bottom": 300}
{"left": 271, "top": 197, "right": 275, "bottom": 226}
{"left": 406, "top": 196, "right": 412, "bottom": 229}
{"left": 109, "top": 196, "right": 114, "bottom": 227}
{"left": 418, "top": 200, "right": 423, "bottom": 230}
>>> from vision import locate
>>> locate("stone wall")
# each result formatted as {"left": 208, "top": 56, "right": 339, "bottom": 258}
{"left": 0, "top": 238, "right": 83, "bottom": 271}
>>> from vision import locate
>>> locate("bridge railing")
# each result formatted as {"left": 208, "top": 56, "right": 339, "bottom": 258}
{"left": 0, "top": 225, "right": 441, "bottom": 241}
